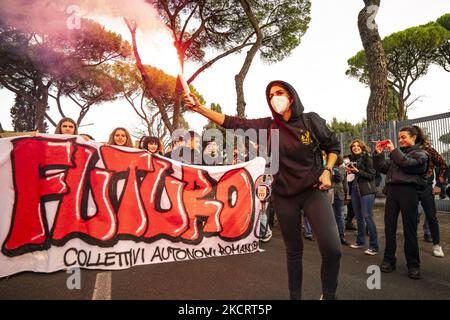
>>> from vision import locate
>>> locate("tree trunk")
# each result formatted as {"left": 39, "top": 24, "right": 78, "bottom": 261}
{"left": 390, "top": 88, "right": 407, "bottom": 120}
{"left": 172, "top": 39, "right": 185, "bottom": 131}
{"left": 235, "top": 75, "right": 246, "bottom": 118}
{"left": 235, "top": 0, "right": 263, "bottom": 117}
{"left": 35, "top": 82, "right": 50, "bottom": 133}
{"left": 125, "top": 19, "right": 175, "bottom": 133}
{"left": 357, "top": 0, "right": 388, "bottom": 130}
{"left": 398, "top": 97, "right": 407, "bottom": 121}
{"left": 35, "top": 100, "right": 47, "bottom": 133}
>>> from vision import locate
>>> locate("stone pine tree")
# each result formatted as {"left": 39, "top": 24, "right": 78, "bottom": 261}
{"left": 436, "top": 13, "right": 450, "bottom": 72}
{"left": 151, "top": 0, "right": 310, "bottom": 117}
{"left": 10, "top": 94, "right": 47, "bottom": 132}
{"left": 357, "top": 0, "right": 387, "bottom": 130}
{"left": 0, "top": 16, "right": 129, "bottom": 133}
{"left": 347, "top": 22, "right": 450, "bottom": 120}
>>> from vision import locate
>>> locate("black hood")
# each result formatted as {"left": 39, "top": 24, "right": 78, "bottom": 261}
{"left": 265, "top": 80, "right": 305, "bottom": 123}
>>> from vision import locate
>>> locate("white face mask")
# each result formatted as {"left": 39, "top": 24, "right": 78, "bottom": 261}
{"left": 271, "top": 95, "right": 290, "bottom": 114}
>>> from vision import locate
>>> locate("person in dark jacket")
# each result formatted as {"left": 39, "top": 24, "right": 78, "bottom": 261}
{"left": 343, "top": 156, "right": 357, "bottom": 231}
{"left": 141, "top": 136, "right": 163, "bottom": 155}
{"left": 347, "top": 139, "right": 379, "bottom": 255}
{"left": 184, "top": 80, "right": 342, "bottom": 300}
{"left": 373, "top": 126, "right": 429, "bottom": 279}
{"left": 167, "top": 130, "right": 202, "bottom": 164}
{"left": 332, "top": 156, "right": 348, "bottom": 245}
{"left": 418, "top": 135, "right": 447, "bottom": 257}
{"left": 163, "top": 136, "right": 185, "bottom": 158}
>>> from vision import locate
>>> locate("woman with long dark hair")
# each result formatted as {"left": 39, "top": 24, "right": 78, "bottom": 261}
{"left": 415, "top": 128, "right": 447, "bottom": 258}
{"left": 347, "top": 139, "right": 379, "bottom": 255}
{"left": 141, "top": 136, "right": 163, "bottom": 155}
{"left": 373, "top": 126, "right": 429, "bottom": 279}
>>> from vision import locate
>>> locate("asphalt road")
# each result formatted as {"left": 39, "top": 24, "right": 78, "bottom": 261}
{"left": 1, "top": 201, "right": 449, "bottom": 300}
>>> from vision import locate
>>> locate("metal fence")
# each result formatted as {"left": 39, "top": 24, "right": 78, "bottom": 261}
{"left": 337, "top": 112, "right": 450, "bottom": 212}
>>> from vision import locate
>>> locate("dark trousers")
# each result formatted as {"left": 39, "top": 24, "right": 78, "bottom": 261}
{"left": 273, "top": 188, "right": 342, "bottom": 300}
{"left": 267, "top": 198, "right": 275, "bottom": 227}
{"left": 384, "top": 185, "right": 420, "bottom": 269}
{"left": 346, "top": 201, "right": 355, "bottom": 225}
{"left": 346, "top": 181, "right": 355, "bottom": 225}
{"left": 419, "top": 184, "right": 440, "bottom": 244}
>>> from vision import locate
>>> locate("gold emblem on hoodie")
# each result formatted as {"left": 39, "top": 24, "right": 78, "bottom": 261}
{"left": 299, "top": 131, "right": 312, "bottom": 145}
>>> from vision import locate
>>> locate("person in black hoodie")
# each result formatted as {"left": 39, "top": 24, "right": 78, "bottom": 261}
{"left": 184, "top": 80, "right": 342, "bottom": 300}
{"left": 373, "top": 126, "right": 429, "bottom": 279}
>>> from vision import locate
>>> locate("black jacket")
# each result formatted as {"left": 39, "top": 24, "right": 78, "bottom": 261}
{"left": 332, "top": 165, "right": 347, "bottom": 200}
{"left": 350, "top": 153, "right": 378, "bottom": 196}
{"left": 372, "top": 145, "right": 428, "bottom": 188}
{"left": 222, "top": 80, "right": 341, "bottom": 196}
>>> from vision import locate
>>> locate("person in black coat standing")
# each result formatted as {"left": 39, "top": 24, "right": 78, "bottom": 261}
{"left": 373, "top": 126, "right": 429, "bottom": 279}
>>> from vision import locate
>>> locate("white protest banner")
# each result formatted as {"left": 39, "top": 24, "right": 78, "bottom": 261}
{"left": 0, "top": 134, "right": 265, "bottom": 277}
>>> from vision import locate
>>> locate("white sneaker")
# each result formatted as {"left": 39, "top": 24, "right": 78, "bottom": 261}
{"left": 364, "top": 248, "right": 379, "bottom": 256}
{"left": 350, "top": 244, "right": 364, "bottom": 249}
{"left": 432, "top": 244, "right": 444, "bottom": 258}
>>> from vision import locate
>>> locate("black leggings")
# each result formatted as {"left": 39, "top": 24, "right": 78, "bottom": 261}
{"left": 419, "top": 184, "right": 440, "bottom": 244}
{"left": 273, "top": 188, "right": 342, "bottom": 300}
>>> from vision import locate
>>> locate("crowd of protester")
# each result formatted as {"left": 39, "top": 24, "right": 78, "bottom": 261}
{"left": 35, "top": 100, "right": 450, "bottom": 298}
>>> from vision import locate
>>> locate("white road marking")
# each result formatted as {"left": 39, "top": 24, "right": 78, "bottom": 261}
{"left": 91, "top": 271, "right": 112, "bottom": 300}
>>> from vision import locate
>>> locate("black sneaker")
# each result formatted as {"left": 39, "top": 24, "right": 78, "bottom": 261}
{"left": 380, "top": 261, "right": 396, "bottom": 273}
{"left": 340, "top": 238, "right": 349, "bottom": 246}
{"left": 320, "top": 293, "right": 337, "bottom": 300}
{"left": 408, "top": 267, "right": 421, "bottom": 279}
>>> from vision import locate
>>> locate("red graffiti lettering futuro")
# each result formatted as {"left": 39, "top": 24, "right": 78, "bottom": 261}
{"left": 1, "top": 137, "right": 254, "bottom": 257}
